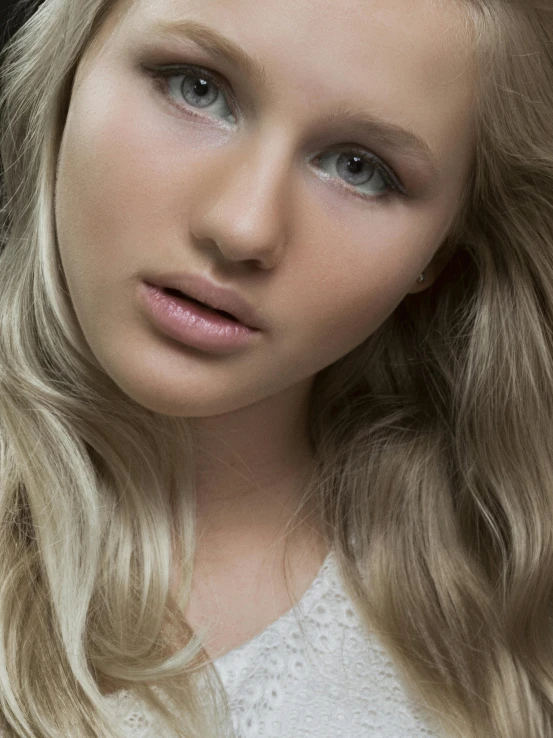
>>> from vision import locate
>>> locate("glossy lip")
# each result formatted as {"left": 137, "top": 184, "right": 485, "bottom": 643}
{"left": 138, "top": 282, "right": 260, "bottom": 353}
{"left": 143, "top": 271, "right": 264, "bottom": 330}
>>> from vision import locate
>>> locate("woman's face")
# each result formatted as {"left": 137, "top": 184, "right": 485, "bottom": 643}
{"left": 55, "top": 0, "right": 475, "bottom": 417}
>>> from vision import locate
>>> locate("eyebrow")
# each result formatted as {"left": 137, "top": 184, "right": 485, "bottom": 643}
{"left": 313, "top": 104, "right": 440, "bottom": 178}
{"left": 151, "top": 19, "right": 440, "bottom": 177}
{"left": 153, "top": 19, "right": 269, "bottom": 87}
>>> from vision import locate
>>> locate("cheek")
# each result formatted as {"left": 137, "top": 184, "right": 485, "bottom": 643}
{"left": 295, "top": 275, "right": 400, "bottom": 353}
{"left": 57, "top": 97, "right": 161, "bottom": 247}
{"left": 277, "top": 207, "right": 446, "bottom": 367}
{"left": 55, "top": 81, "right": 204, "bottom": 290}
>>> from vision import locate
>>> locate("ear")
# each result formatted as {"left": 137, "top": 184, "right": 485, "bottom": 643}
{"left": 406, "top": 239, "right": 456, "bottom": 294}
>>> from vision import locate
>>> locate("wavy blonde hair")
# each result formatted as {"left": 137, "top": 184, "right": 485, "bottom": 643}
{"left": 1, "top": 0, "right": 553, "bottom": 736}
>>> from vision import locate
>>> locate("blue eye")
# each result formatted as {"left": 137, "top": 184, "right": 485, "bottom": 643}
{"left": 145, "top": 63, "right": 407, "bottom": 200}
{"left": 316, "top": 150, "right": 406, "bottom": 199}
{"left": 150, "top": 64, "right": 237, "bottom": 124}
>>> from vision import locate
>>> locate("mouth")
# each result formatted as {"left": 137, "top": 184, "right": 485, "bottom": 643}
{"left": 161, "top": 287, "right": 240, "bottom": 323}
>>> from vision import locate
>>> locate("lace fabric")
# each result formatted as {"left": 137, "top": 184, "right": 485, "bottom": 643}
{"left": 105, "top": 550, "right": 443, "bottom": 737}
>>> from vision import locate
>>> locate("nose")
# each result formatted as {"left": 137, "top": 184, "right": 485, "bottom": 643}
{"left": 188, "top": 134, "right": 292, "bottom": 270}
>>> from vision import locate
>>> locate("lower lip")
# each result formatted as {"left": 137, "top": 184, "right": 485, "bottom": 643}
{"left": 138, "top": 282, "right": 260, "bottom": 353}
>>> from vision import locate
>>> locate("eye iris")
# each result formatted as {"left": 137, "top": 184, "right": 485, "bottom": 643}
{"left": 182, "top": 75, "right": 218, "bottom": 107}
{"left": 337, "top": 154, "right": 375, "bottom": 185}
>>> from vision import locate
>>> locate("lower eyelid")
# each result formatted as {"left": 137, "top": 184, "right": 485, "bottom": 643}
{"left": 150, "top": 72, "right": 214, "bottom": 119}
{"left": 316, "top": 151, "right": 403, "bottom": 200}
{"left": 316, "top": 145, "right": 406, "bottom": 196}
{"left": 314, "top": 166, "right": 392, "bottom": 203}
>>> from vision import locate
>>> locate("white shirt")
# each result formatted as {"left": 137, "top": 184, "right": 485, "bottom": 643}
{"left": 106, "top": 549, "right": 443, "bottom": 737}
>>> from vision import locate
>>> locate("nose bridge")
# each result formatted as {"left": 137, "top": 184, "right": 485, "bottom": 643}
{"left": 188, "top": 131, "right": 293, "bottom": 267}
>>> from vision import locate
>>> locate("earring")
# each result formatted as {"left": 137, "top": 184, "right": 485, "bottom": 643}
{"left": 417, "top": 272, "right": 427, "bottom": 283}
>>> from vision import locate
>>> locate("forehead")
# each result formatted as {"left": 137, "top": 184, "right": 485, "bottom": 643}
{"left": 130, "top": 0, "right": 474, "bottom": 91}
{"left": 94, "top": 0, "right": 476, "bottom": 188}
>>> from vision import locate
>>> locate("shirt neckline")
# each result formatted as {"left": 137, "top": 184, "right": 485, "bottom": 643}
{"left": 213, "top": 548, "right": 335, "bottom": 666}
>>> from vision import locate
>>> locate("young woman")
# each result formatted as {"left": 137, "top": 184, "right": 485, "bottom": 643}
{"left": 0, "top": 0, "right": 552, "bottom": 736}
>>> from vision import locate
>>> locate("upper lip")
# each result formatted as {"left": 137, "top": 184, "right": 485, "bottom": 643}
{"left": 144, "top": 272, "right": 264, "bottom": 330}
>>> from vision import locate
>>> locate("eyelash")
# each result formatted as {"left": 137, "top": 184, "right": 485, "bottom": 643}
{"left": 144, "top": 62, "right": 408, "bottom": 202}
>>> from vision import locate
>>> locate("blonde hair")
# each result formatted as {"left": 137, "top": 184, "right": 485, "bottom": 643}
{"left": 0, "top": 0, "right": 552, "bottom": 736}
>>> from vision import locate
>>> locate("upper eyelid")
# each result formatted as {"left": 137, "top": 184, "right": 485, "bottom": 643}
{"left": 146, "top": 61, "right": 407, "bottom": 196}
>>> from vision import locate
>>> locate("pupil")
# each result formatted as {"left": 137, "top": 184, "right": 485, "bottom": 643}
{"left": 348, "top": 157, "right": 364, "bottom": 174}
{"left": 194, "top": 78, "right": 210, "bottom": 97}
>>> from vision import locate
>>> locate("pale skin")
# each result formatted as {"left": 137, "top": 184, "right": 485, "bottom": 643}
{"left": 54, "top": 0, "right": 476, "bottom": 658}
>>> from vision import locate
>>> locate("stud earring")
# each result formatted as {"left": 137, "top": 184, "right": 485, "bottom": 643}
{"left": 417, "top": 272, "right": 427, "bottom": 283}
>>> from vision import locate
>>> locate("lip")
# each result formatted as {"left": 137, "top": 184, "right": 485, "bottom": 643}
{"left": 143, "top": 271, "right": 264, "bottom": 331}
{"left": 138, "top": 282, "right": 260, "bottom": 353}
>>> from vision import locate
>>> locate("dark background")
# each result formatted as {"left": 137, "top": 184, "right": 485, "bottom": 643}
{"left": 0, "top": 0, "right": 37, "bottom": 243}
{"left": 0, "top": 0, "right": 42, "bottom": 192}
{"left": 1, "top": 0, "right": 39, "bottom": 51}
